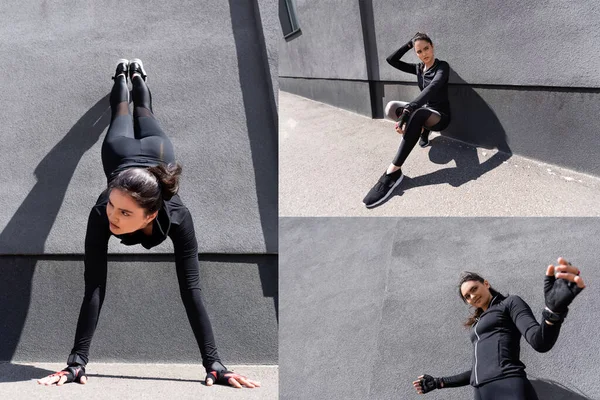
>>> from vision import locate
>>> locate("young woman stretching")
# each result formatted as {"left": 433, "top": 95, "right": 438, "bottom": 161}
{"left": 413, "top": 258, "right": 585, "bottom": 399}
{"left": 37, "top": 59, "right": 260, "bottom": 389}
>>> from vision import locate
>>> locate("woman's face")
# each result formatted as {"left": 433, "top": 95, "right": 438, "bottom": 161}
{"left": 460, "top": 280, "right": 492, "bottom": 309}
{"left": 414, "top": 39, "right": 434, "bottom": 65}
{"left": 106, "top": 189, "right": 157, "bottom": 234}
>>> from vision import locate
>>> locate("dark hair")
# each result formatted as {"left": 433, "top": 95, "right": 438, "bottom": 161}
{"left": 458, "top": 272, "right": 505, "bottom": 327}
{"left": 108, "top": 162, "right": 182, "bottom": 215}
{"left": 412, "top": 32, "right": 433, "bottom": 46}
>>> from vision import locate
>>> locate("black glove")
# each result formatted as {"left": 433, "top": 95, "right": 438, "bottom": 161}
{"left": 544, "top": 272, "right": 584, "bottom": 315}
{"left": 396, "top": 108, "right": 412, "bottom": 130}
{"left": 205, "top": 361, "right": 247, "bottom": 386}
{"left": 48, "top": 365, "right": 86, "bottom": 384}
{"left": 418, "top": 374, "right": 443, "bottom": 393}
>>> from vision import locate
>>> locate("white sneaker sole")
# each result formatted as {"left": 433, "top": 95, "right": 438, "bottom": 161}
{"left": 364, "top": 174, "right": 404, "bottom": 208}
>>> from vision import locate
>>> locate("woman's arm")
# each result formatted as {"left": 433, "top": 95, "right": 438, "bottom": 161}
{"left": 71, "top": 207, "right": 111, "bottom": 366}
{"left": 406, "top": 61, "right": 449, "bottom": 110}
{"left": 508, "top": 295, "right": 561, "bottom": 353}
{"left": 439, "top": 369, "right": 471, "bottom": 387}
{"left": 169, "top": 209, "right": 261, "bottom": 388}
{"left": 386, "top": 40, "right": 418, "bottom": 74}
{"left": 413, "top": 370, "right": 471, "bottom": 394}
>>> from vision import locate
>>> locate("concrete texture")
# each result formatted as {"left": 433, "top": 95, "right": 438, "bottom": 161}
{"left": 280, "top": 217, "right": 600, "bottom": 400}
{"left": 279, "top": 0, "right": 600, "bottom": 87}
{"left": 279, "top": 92, "right": 600, "bottom": 216}
{"left": 278, "top": 0, "right": 367, "bottom": 80}
{"left": 0, "top": 363, "right": 278, "bottom": 400}
{"left": 280, "top": 76, "right": 372, "bottom": 115}
{"left": 373, "top": 1, "right": 600, "bottom": 87}
{"left": 0, "top": 0, "right": 277, "bottom": 255}
{"left": 1, "top": 256, "right": 278, "bottom": 364}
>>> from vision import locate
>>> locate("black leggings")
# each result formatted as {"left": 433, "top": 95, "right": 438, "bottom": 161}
{"left": 474, "top": 377, "right": 539, "bottom": 400}
{"left": 101, "top": 74, "right": 175, "bottom": 179}
{"left": 391, "top": 107, "right": 450, "bottom": 167}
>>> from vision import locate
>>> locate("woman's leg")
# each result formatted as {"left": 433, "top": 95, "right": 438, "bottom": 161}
{"left": 129, "top": 60, "right": 175, "bottom": 164}
{"left": 101, "top": 60, "right": 137, "bottom": 179}
{"left": 475, "top": 376, "right": 539, "bottom": 400}
{"left": 389, "top": 108, "right": 441, "bottom": 171}
{"left": 363, "top": 107, "right": 446, "bottom": 207}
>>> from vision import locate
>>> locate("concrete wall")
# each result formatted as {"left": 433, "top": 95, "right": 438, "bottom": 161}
{"left": 279, "top": 0, "right": 600, "bottom": 175}
{"left": 280, "top": 217, "right": 600, "bottom": 400}
{"left": 0, "top": 0, "right": 277, "bottom": 364}
{"left": 2, "top": 255, "right": 278, "bottom": 365}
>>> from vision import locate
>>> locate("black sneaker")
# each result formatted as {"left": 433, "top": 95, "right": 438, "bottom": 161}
{"left": 129, "top": 58, "right": 147, "bottom": 82}
{"left": 363, "top": 168, "right": 404, "bottom": 208}
{"left": 419, "top": 129, "right": 431, "bottom": 148}
{"left": 111, "top": 59, "right": 129, "bottom": 82}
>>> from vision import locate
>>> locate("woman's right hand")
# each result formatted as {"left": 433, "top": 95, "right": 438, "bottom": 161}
{"left": 412, "top": 374, "right": 442, "bottom": 394}
{"left": 37, "top": 365, "right": 87, "bottom": 386}
{"left": 544, "top": 257, "right": 585, "bottom": 315}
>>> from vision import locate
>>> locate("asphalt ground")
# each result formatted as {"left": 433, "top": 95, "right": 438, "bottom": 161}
{"left": 279, "top": 91, "right": 600, "bottom": 216}
{"left": 0, "top": 363, "right": 278, "bottom": 400}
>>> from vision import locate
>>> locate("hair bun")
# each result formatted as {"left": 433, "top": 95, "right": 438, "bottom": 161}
{"left": 147, "top": 163, "right": 182, "bottom": 201}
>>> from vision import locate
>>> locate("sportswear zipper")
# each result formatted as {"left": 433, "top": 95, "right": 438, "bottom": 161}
{"left": 473, "top": 295, "right": 498, "bottom": 386}
{"left": 474, "top": 319, "right": 480, "bottom": 385}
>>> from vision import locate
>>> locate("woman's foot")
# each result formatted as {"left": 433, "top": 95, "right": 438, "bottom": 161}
{"left": 129, "top": 58, "right": 147, "bottom": 81}
{"left": 112, "top": 59, "right": 129, "bottom": 81}
{"left": 363, "top": 168, "right": 404, "bottom": 208}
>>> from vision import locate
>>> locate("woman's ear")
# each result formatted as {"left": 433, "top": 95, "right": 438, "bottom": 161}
{"left": 146, "top": 211, "right": 158, "bottom": 223}
{"left": 483, "top": 280, "right": 490, "bottom": 289}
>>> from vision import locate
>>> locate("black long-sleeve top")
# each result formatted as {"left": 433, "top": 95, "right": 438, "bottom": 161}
{"left": 386, "top": 41, "right": 451, "bottom": 116}
{"left": 441, "top": 295, "right": 561, "bottom": 388}
{"left": 75, "top": 189, "right": 220, "bottom": 369}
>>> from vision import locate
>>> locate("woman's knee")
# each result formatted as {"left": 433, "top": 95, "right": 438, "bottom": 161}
{"left": 385, "top": 101, "right": 408, "bottom": 120}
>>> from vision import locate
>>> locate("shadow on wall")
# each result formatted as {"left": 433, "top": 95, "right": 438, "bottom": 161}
{"left": 530, "top": 378, "right": 594, "bottom": 400}
{"left": 0, "top": 95, "right": 110, "bottom": 362}
{"left": 229, "top": 0, "right": 279, "bottom": 318}
{"left": 444, "top": 69, "right": 511, "bottom": 154}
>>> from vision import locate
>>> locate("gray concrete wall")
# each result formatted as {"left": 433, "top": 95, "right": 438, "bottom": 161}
{"left": 280, "top": 218, "right": 600, "bottom": 400}
{"left": 0, "top": 0, "right": 277, "bottom": 255}
{"left": 278, "top": 0, "right": 368, "bottom": 80}
{"left": 2, "top": 256, "right": 278, "bottom": 365}
{"left": 0, "top": 1, "right": 277, "bottom": 364}
{"left": 279, "top": 0, "right": 600, "bottom": 175}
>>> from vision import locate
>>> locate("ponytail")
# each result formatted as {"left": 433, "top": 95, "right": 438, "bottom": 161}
{"left": 108, "top": 162, "right": 182, "bottom": 215}
{"left": 147, "top": 163, "right": 182, "bottom": 201}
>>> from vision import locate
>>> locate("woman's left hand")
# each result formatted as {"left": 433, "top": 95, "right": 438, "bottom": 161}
{"left": 395, "top": 121, "right": 406, "bottom": 134}
{"left": 205, "top": 369, "right": 261, "bottom": 389}
{"left": 544, "top": 257, "right": 585, "bottom": 314}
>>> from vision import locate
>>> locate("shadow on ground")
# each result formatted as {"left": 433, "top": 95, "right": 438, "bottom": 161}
{"left": 0, "top": 363, "right": 56, "bottom": 383}
{"left": 86, "top": 373, "right": 199, "bottom": 384}
{"left": 0, "top": 96, "right": 110, "bottom": 362}
{"left": 374, "top": 135, "right": 511, "bottom": 208}
{"left": 530, "top": 378, "right": 594, "bottom": 400}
